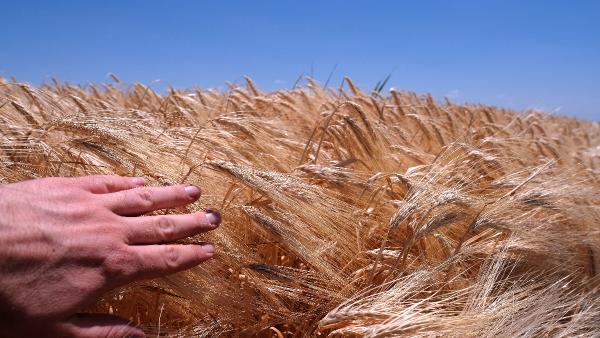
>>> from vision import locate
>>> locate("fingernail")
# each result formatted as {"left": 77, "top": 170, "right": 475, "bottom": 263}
{"left": 205, "top": 209, "right": 222, "bottom": 226}
{"left": 184, "top": 185, "right": 201, "bottom": 199}
{"left": 132, "top": 177, "right": 145, "bottom": 187}
{"left": 201, "top": 243, "right": 215, "bottom": 256}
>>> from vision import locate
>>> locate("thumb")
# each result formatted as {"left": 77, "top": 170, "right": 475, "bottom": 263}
{"left": 54, "top": 313, "right": 146, "bottom": 338}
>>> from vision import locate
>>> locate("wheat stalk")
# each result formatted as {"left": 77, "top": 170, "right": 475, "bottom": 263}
{"left": 0, "top": 77, "right": 598, "bottom": 336}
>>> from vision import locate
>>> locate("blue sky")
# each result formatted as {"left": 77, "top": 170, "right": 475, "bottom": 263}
{"left": 1, "top": 1, "right": 598, "bottom": 120}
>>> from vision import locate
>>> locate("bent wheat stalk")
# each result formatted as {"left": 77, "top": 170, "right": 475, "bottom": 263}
{"left": 0, "top": 76, "right": 599, "bottom": 336}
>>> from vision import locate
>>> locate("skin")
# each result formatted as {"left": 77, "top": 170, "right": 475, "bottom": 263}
{"left": 0, "top": 175, "right": 221, "bottom": 338}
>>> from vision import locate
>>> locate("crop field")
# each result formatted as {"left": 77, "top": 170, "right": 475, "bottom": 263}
{"left": 0, "top": 76, "right": 599, "bottom": 337}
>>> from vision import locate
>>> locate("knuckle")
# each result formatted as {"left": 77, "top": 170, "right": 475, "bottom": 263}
{"left": 136, "top": 189, "right": 155, "bottom": 209}
{"left": 104, "top": 221, "right": 126, "bottom": 238}
{"left": 163, "top": 246, "right": 180, "bottom": 270}
{"left": 103, "top": 178, "right": 118, "bottom": 192}
{"left": 102, "top": 247, "right": 138, "bottom": 279}
{"left": 156, "top": 216, "right": 176, "bottom": 241}
{"left": 64, "top": 203, "right": 94, "bottom": 220}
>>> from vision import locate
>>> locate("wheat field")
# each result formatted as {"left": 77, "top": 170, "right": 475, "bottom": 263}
{"left": 0, "top": 76, "right": 599, "bottom": 337}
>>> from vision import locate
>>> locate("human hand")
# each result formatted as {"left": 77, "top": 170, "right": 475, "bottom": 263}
{"left": 0, "top": 176, "right": 220, "bottom": 337}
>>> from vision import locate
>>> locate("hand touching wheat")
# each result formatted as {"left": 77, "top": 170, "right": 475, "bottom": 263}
{"left": 0, "top": 176, "right": 220, "bottom": 338}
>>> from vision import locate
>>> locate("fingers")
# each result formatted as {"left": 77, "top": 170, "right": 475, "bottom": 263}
{"left": 55, "top": 313, "right": 145, "bottom": 338}
{"left": 123, "top": 243, "right": 215, "bottom": 281}
{"left": 68, "top": 175, "right": 146, "bottom": 194}
{"left": 102, "top": 184, "right": 201, "bottom": 216}
{"left": 124, "top": 210, "right": 221, "bottom": 244}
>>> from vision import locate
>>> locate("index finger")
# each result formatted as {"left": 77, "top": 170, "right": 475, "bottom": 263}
{"left": 68, "top": 175, "right": 146, "bottom": 194}
{"left": 101, "top": 184, "right": 202, "bottom": 216}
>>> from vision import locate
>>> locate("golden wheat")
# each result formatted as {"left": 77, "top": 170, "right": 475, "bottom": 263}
{"left": 0, "top": 76, "right": 599, "bottom": 337}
